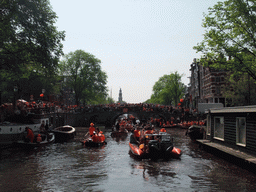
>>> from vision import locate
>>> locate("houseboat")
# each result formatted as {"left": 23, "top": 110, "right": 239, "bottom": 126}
{"left": 204, "top": 105, "right": 256, "bottom": 155}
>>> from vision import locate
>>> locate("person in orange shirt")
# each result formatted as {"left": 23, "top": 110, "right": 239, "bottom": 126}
{"left": 160, "top": 128, "right": 166, "bottom": 132}
{"left": 25, "top": 127, "right": 34, "bottom": 143}
{"left": 133, "top": 128, "right": 140, "bottom": 141}
{"left": 92, "top": 131, "right": 99, "bottom": 143}
{"left": 36, "top": 134, "right": 42, "bottom": 143}
{"left": 89, "top": 123, "right": 95, "bottom": 137}
{"left": 98, "top": 131, "right": 105, "bottom": 142}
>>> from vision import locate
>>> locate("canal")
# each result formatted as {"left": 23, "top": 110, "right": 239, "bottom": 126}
{"left": 0, "top": 127, "right": 256, "bottom": 192}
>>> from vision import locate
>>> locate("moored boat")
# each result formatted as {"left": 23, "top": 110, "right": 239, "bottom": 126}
{"left": 15, "top": 132, "right": 55, "bottom": 149}
{"left": 186, "top": 125, "right": 205, "bottom": 142}
{"left": 51, "top": 125, "right": 76, "bottom": 142}
{"left": 0, "top": 113, "right": 50, "bottom": 148}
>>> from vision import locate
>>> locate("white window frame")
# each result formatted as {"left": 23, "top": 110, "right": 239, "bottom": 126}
{"left": 214, "top": 116, "right": 224, "bottom": 140}
{"left": 236, "top": 117, "right": 246, "bottom": 147}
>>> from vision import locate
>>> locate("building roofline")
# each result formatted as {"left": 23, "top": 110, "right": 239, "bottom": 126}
{"left": 207, "top": 105, "right": 256, "bottom": 113}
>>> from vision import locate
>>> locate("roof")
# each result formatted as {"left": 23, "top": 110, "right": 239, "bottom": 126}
{"left": 208, "top": 105, "right": 256, "bottom": 114}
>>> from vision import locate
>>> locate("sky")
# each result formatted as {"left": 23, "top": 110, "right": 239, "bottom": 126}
{"left": 50, "top": 0, "right": 221, "bottom": 103}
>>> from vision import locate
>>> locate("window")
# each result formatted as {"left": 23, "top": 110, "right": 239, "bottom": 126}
{"left": 214, "top": 117, "right": 224, "bottom": 140}
{"left": 216, "top": 87, "right": 220, "bottom": 94}
{"left": 236, "top": 117, "right": 246, "bottom": 146}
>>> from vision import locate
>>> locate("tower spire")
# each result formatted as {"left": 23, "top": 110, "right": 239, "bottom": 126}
{"left": 118, "top": 88, "right": 122, "bottom": 102}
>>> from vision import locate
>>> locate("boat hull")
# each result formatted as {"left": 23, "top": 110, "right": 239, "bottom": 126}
{"left": 0, "top": 117, "right": 50, "bottom": 147}
{"left": 51, "top": 125, "right": 76, "bottom": 142}
{"left": 15, "top": 133, "right": 55, "bottom": 149}
{"left": 129, "top": 133, "right": 181, "bottom": 160}
{"left": 186, "top": 126, "right": 204, "bottom": 141}
{"left": 81, "top": 139, "right": 107, "bottom": 147}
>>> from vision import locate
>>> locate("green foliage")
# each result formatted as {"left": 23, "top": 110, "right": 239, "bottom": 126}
{"left": 193, "top": 0, "right": 256, "bottom": 80}
{"left": 221, "top": 72, "right": 256, "bottom": 106}
{"left": 1, "top": 0, "right": 65, "bottom": 73}
{"left": 149, "top": 71, "right": 185, "bottom": 105}
{"left": 0, "top": 0, "right": 65, "bottom": 103}
{"left": 59, "top": 50, "right": 108, "bottom": 105}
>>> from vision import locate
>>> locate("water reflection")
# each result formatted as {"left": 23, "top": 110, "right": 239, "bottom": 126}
{"left": 1, "top": 128, "right": 256, "bottom": 192}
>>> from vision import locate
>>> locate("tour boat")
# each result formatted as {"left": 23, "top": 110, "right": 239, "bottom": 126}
{"left": 15, "top": 132, "right": 55, "bottom": 149}
{"left": 129, "top": 132, "right": 182, "bottom": 160}
{"left": 0, "top": 113, "right": 50, "bottom": 148}
{"left": 51, "top": 125, "right": 76, "bottom": 142}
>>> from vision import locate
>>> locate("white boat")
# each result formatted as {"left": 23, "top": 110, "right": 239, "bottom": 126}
{"left": 0, "top": 113, "right": 50, "bottom": 148}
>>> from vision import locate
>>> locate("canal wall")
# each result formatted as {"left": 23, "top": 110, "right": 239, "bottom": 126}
{"left": 197, "top": 140, "right": 256, "bottom": 175}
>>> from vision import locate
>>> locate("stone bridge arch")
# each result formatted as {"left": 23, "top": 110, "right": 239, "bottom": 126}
{"left": 78, "top": 107, "right": 178, "bottom": 127}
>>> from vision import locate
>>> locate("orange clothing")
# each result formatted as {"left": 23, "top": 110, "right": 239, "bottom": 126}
{"left": 98, "top": 132, "right": 105, "bottom": 142}
{"left": 134, "top": 130, "right": 140, "bottom": 138}
{"left": 92, "top": 135, "right": 99, "bottom": 143}
{"left": 144, "top": 130, "right": 152, "bottom": 134}
{"left": 160, "top": 128, "right": 166, "bottom": 132}
{"left": 37, "top": 134, "right": 42, "bottom": 142}
{"left": 27, "top": 128, "right": 34, "bottom": 143}
{"left": 89, "top": 126, "right": 95, "bottom": 136}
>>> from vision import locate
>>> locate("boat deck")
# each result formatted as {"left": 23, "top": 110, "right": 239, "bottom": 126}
{"left": 197, "top": 139, "right": 256, "bottom": 174}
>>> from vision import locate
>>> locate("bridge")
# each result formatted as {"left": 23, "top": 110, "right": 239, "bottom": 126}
{"left": 63, "top": 105, "right": 183, "bottom": 127}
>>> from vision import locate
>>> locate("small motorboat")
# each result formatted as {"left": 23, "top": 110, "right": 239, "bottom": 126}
{"left": 15, "top": 132, "right": 55, "bottom": 149}
{"left": 51, "top": 125, "right": 76, "bottom": 142}
{"left": 81, "top": 132, "right": 107, "bottom": 147}
{"left": 186, "top": 125, "right": 205, "bottom": 142}
{"left": 81, "top": 138, "right": 107, "bottom": 147}
{"left": 129, "top": 132, "right": 181, "bottom": 160}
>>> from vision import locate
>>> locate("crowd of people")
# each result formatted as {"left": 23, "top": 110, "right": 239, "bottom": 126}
{"left": 1, "top": 98, "right": 203, "bottom": 127}
{"left": 86, "top": 123, "right": 105, "bottom": 143}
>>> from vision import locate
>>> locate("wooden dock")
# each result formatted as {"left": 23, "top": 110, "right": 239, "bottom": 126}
{"left": 197, "top": 139, "right": 256, "bottom": 174}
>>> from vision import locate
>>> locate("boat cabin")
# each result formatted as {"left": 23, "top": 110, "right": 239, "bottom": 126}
{"left": 206, "top": 105, "right": 256, "bottom": 155}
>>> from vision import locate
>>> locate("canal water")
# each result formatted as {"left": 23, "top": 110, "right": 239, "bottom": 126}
{"left": 1, "top": 127, "right": 256, "bottom": 192}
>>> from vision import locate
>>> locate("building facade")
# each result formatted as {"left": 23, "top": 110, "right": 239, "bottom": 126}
{"left": 188, "top": 59, "right": 227, "bottom": 109}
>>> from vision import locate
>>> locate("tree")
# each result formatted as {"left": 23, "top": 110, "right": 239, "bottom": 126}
{"left": 150, "top": 72, "right": 185, "bottom": 105}
{"left": 221, "top": 72, "right": 256, "bottom": 106}
{"left": 193, "top": 0, "right": 256, "bottom": 81}
{"left": 0, "top": 0, "right": 65, "bottom": 104}
{"left": 1, "top": 0, "right": 65, "bottom": 72}
{"left": 59, "top": 50, "right": 108, "bottom": 105}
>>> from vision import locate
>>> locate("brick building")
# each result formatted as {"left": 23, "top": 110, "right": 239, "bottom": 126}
{"left": 187, "top": 59, "right": 227, "bottom": 110}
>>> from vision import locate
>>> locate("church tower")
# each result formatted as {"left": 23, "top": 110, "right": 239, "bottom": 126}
{"left": 118, "top": 88, "right": 123, "bottom": 102}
